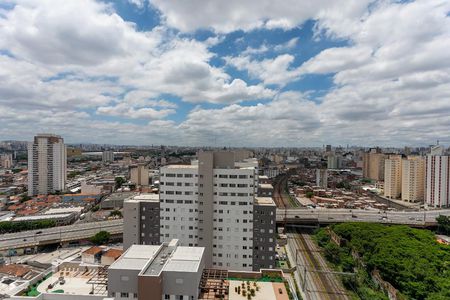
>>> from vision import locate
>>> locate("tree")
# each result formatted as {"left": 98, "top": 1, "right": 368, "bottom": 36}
{"left": 115, "top": 177, "right": 126, "bottom": 189}
{"left": 109, "top": 210, "right": 122, "bottom": 218}
{"left": 436, "top": 215, "right": 450, "bottom": 235}
{"left": 305, "top": 191, "right": 314, "bottom": 199}
{"left": 90, "top": 231, "right": 110, "bottom": 245}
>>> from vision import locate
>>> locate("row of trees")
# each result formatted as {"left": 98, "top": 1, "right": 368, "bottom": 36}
{"left": 315, "top": 222, "right": 450, "bottom": 300}
{"left": 0, "top": 220, "right": 56, "bottom": 234}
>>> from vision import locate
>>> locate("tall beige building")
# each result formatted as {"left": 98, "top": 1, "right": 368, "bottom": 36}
{"left": 130, "top": 163, "right": 149, "bottom": 186}
{"left": 426, "top": 146, "right": 450, "bottom": 208}
{"left": 384, "top": 155, "right": 402, "bottom": 199}
{"left": 363, "top": 149, "right": 387, "bottom": 181}
{"left": 401, "top": 156, "right": 425, "bottom": 202}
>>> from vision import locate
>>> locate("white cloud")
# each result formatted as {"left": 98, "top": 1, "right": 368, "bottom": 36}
{"left": 150, "top": 0, "right": 372, "bottom": 33}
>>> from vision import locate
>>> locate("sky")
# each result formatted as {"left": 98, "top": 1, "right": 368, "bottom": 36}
{"left": 0, "top": 0, "right": 449, "bottom": 147}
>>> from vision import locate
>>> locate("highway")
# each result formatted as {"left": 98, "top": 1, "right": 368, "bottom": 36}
{"left": 287, "top": 231, "right": 349, "bottom": 300}
{"left": 277, "top": 208, "right": 450, "bottom": 225}
{"left": 0, "top": 219, "right": 123, "bottom": 251}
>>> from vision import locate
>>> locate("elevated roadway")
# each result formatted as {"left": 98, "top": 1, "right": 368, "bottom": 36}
{"left": 277, "top": 208, "right": 450, "bottom": 226}
{"left": 0, "top": 219, "right": 123, "bottom": 251}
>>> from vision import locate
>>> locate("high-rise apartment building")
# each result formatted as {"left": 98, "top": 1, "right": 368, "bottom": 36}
{"left": 125, "top": 151, "right": 276, "bottom": 272}
{"left": 327, "top": 154, "right": 341, "bottom": 169}
{"left": 315, "top": 169, "right": 328, "bottom": 188}
{"left": 384, "top": 155, "right": 402, "bottom": 199}
{"left": 27, "top": 134, "right": 66, "bottom": 196}
{"left": 130, "top": 163, "right": 149, "bottom": 186}
{"left": 102, "top": 150, "right": 114, "bottom": 162}
{"left": 426, "top": 146, "right": 450, "bottom": 208}
{"left": 0, "top": 153, "right": 13, "bottom": 169}
{"left": 363, "top": 148, "right": 387, "bottom": 181}
{"left": 401, "top": 156, "right": 425, "bottom": 202}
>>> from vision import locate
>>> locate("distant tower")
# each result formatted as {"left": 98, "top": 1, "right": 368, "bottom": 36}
{"left": 28, "top": 134, "right": 67, "bottom": 196}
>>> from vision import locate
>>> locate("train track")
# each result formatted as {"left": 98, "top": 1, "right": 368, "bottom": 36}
{"left": 290, "top": 230, "right": 349, "bottom": 300}
{"left": 272, "top": 175, "right": 291, "bottom": 208}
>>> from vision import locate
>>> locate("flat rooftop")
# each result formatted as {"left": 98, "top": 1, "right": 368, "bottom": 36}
{"left": 127, "top": 193, "right": 159, "bottom": 202}
{"left": 112, "top": 240, "right": 204, "bottom": 277}
{"left": 259, "top": 183, "right": 274, "bottom": 189}
{"left": 164, "top": 165, "right": 198, "bottom": 169}
{"left": 255, "top": 197, "right": 276, "bottom": 206}
{"left": 109, "top": 245, "right": 161, "bottom": 271}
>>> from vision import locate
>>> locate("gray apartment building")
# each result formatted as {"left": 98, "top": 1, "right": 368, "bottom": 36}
{"left": 123, "top": 194, "right": 160, "bottom": 249}
{"left": 253, "top": 197, "right": 277, "bottom": 270}
{"left": 108, "top": 239, "right": 205, "bottom": 300}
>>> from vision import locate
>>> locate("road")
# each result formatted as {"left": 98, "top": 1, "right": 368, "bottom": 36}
{"left": 0, "top": 219, "right": 123, "bottom": 251}
{"left": 287, "top": 230, "right": 349, "bottom": 300}
{"left": 277, "top": 208, "right": 450, "bottom": 225}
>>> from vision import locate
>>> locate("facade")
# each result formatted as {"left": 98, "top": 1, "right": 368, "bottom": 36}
{"left": 384, "top": 155, "right": 402, "bottom": 199}
{"left": 0, "top": 153, "right": 13, "bottom": 169}
{"left": 363, "top": 149, "right": 387, "bottom": 181}
{"left": 123, "top": 194, "right": 160, "bottom": 249}
{"left": 327, "top": 155, "right": 341, "bottom": 169}
{"left": 252, "top": 197, "right": 276, "bottom": 270}
{"left": 401, "top": 156, "right": 425, "bottom": 202}
{"left": 127, "top": 151, "right": 276, "bottom": 271}
{"left": 27, "top": 134, "right": 67, "bottom": 196}
{"left": 426, "top": 147, "right": 450, "bottom": 208}
{"left": 315, "top": 168, "right": 328, "bottom": 188}
{"left": 108, "top": 240, "right": 205, "bottom": 300}
{"left": 102, "top": 150, "right": 115, "bottom": 162}
{"left": 130, "top": 163, "right": 149, "bottom": 186}
{"left": 257, "top": 183, "right": 274, "bottom": 197}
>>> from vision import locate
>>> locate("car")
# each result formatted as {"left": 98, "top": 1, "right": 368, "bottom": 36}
{"left": 416, "top": 218, "right": 422, "bottom": 221}
{"left": 351, "top": 215, "right": 357, "bottom": 218}
{"left": 23, "top": 238, "right": 27, "bottom": 241}
{"left": 36, "top": 231, "right": 43, "bottom": 234}
{"left": 408, "top": 217, "right": 414, "bottom": 220}
{"left": 295, "top": 215, "right": 299, "bottom": 218}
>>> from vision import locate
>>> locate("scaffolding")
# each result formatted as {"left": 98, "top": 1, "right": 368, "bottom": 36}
{"left": 87, "top": 266, "right": 108, "bottom": 296}
{"left": 199, "top": 269, "right": 229, "bottom": 300}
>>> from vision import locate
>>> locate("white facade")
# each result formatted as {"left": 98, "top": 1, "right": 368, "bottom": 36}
{"left": 426, "top": 155, "right": 450, "bottom": 208}
{"left": 159, "top": 160, "right": 258, "bottom": 271}
{"left": 159, "top": 165, "right": 199, "bottom": 247}
{"left": 102, "top": 150, "right": 114, "bottom": 162}
{"left": 28, "top": 134, "right": 67, "bottom": 196}
{"left": 212, "top": 167, "right": 256, "bottom": 270}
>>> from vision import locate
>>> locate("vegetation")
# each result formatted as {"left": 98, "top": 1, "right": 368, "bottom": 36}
{"left": 0, "top": 220, "right": 56, "bottom": 234}
{"left": 115, "top": 176, "right": 126, "bottom": 189}
{"left": 315, "top": 223, "right": 450, "bottom": 300}
{"left": 305, "top": 191, "right": 314, "bottom": 199}
{"left": 436, "top": 215, "right": 450, "bottom": 235}
{"left": 91, "top": 205, "right": 100, "bottom": 212}
{"left": 90, "top": 230, "right": 110, "bottom": 245}
{"left": 19, "top": 194, "right": 32, "bottom": 203}
{"left": 109, "top": 210, "right": 122, "bottom": 218}
{"left": 67, "top": 170, "right": 82, "bottom": 179}
{"left": 336, "top": 180, "right": 351, "bottom": 190}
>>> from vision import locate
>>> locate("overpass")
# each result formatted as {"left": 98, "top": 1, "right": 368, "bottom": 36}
{"left": 1, "top": 209, "right": 449, "bottom": 251}
{"left": 276, "top": 208, "right": 450, "bottom": 227}
{"left": 0, "top": 219, "right": 123, "bottom": 252}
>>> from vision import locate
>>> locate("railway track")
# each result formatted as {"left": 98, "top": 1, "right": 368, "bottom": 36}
{"left": 290, "top": 230, "right": 349, "bottom": 300}
{"left": 272, "top": 175, "right": 291, "bottom": 208}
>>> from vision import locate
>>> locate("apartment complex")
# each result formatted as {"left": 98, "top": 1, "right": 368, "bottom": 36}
{"left": 401, "top": 156, "right": 425, "bottom": 202}
{"left": 125, "top": 151, "right": 276, "bottom": 272}
{"left": 363, "top": 148, "right": 387, "bottom": 181}
{"left": 0, "top": 153, "right": 13, "bottom": 169}
{"left": 384, "top": 155, "right": 402, "bottom": 199}
{"left": 102, "top": 150, "right": 114, "bottom": 162}
{"left": 426, "top": 146, "right": 450, "bottom": 208}
{"left": 108, "top": 239, "right": 205, "bottom": 300}
{"left": 130, "top": 163, "right": 149, "bottom": 186}
{"left": 27, "top": 134, "right": 66, "bottom": 196}
{"left": 315, "top": 168, "right": 328, "bottom": 188}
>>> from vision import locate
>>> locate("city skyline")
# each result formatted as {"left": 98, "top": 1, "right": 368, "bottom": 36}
{"left": 1, "top": 0, "right": 450, "bottom": 146}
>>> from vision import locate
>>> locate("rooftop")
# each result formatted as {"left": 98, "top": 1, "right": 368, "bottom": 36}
{"left": 259, "top": 183, "right": 274, "bottom": 189}
{"left": 127, "top": 193, "right": 159, "bottom": 203}
{"left": 103, "top": 248, "right": 123, "bottom": 259}
{"left": 109, "top": 245, "right": 160, "bottom": 271}
{"left": 255, "top": 197, "right": 276, "bottom": 206}
{"left": 82, "top": 246, "right": 103, "bottom": 256}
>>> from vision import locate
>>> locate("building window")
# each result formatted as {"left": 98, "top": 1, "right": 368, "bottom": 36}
{"left": 120, "top": 292, "right": 129, "bottom": 298}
